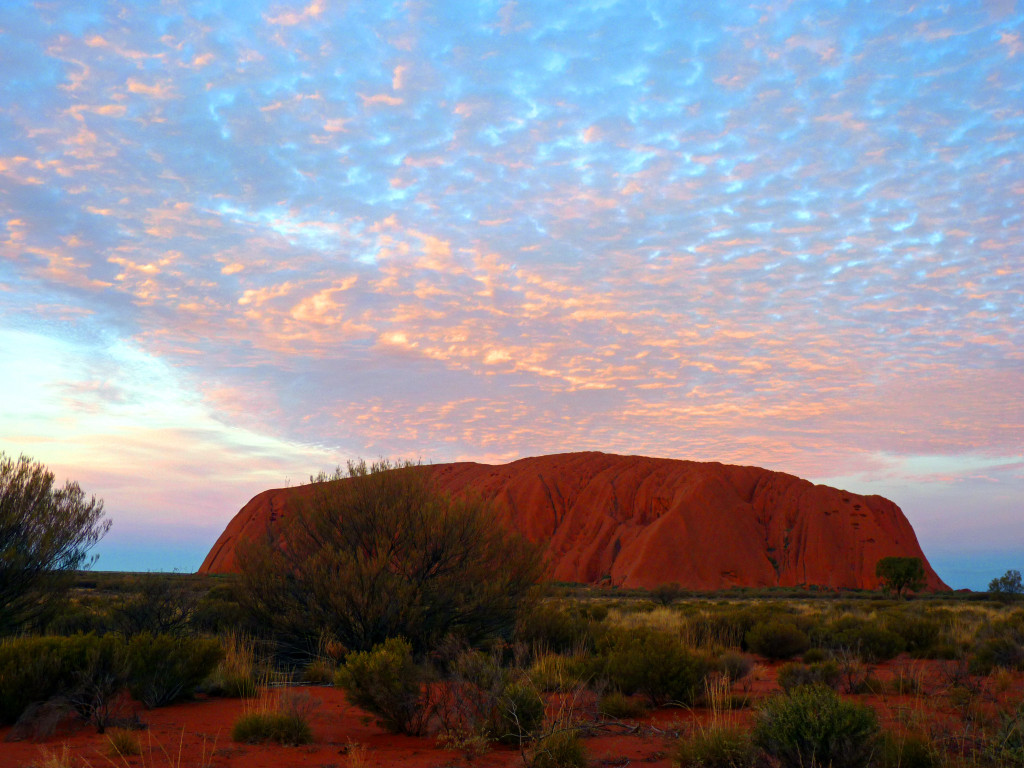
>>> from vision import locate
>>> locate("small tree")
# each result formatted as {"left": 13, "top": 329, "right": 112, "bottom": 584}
{"left": 874, "top": 557, "right": 925, "bottom": 599}
{"left": 237, "top": 460, "right": 544, "bottom": 655}
{"left": 0, "top": 453, "right": 110, "bottom": 634}
{"left": 989, "top": 569, "right": 1023, "bottom": 602}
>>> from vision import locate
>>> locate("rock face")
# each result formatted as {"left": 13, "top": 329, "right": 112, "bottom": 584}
{"left": 199, "top": 452, "right": 947, "bottom": 591}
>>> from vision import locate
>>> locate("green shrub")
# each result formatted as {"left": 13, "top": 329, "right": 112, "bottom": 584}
{"left": 716, "top": 651, "right": 753, "bottom": 683}
{"left": 745, "top": 620, "right": 810, "bottom": 660}
{"left": 674, "top": 724, "right": 759, "bottom": 768}
{"left": 204, "top": 633, "right": 258, "bottom": 698}
{"left": 802, "top": 647, "right": 828, "bottom": 664}
{"left": 985, "top": 702, "right": 1024, "bottom": 767}
{"left": 833, "top": 624, "right": 905, "bottom": 663}
{"left": 335, "top": 637, "right": 430, "bottom": 735}
{"left": 126, "top": 633, "right": 223, "bottom": 708}
{"left": 597, "top": 629, "right": 712, "bottom": 706}
{"left": 754, "top": 685, "right": 879, "bottom": 768}
{"left": 528, "top": 728, "right": 587, "bottom": 768}
{"left": 776, "top": 661, "right": 840, "bottom": 693}
{"left": 497, "top": 681, "right": 545, "bottom": 744}
{"left": 0, "top": 636, "right": 74, "bottom": 723}
{"left": 875, "top": 730, "right": 941, "bottom": 768}
{"left": 889, "top": 616, "right": 940, "bottom": 657}
{"left": 517, "top": 603, "right": 596, "bottom": 654}
{"left": 231, "top": 710, "right": 313, "bottom": 745}
{"left": 970, "top": 636, "right": 1024, "bottom": 674}
{"left": 598, "top": 691, "right": 649, "bottom": 719}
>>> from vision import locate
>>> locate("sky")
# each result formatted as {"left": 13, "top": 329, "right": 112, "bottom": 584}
{"left": 1, "top": 1, "right": 1021, "bottom": 590}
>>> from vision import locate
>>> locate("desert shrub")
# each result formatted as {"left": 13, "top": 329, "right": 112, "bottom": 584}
{"left": 745, "top": 620, "right": 810, "bottom": 660}
{"left": 205, "top": 633, "right": 259, "bottom": 698}
{"left": 833, "top": 624, "right": 905, "bottom": 663}
{"left": 0, "top": 453, "right": 111, "bottom": 635}
{"left": 985, "top": 702, "right": 1024, "bottom": 767}
{"left": 970, "top": 636, "right": 1024, "bottom": 674}
{"left": 335, "top": 637, "right": 431, "bottom": 735}
{"left": 105, "top": 728, "right": 142, "bottom": 757}
{"left": 651, "top": 582, "right": 685, "bottom": 606}
{"left": 237, "top": 460, "right": 544, "bottom": 656}
{"left": 875, "top": 557, "right": 925, "bottom": 598}
{"left": 231, "top": 710, "right": 313, "bottom": 745}
{"left": 0, "top": 636, "right": 74, "bottom": 723}
{"left": 301, "top": 658, "right": 336, "bottom": 684}
{"left": 875, "top": 730, "right": 941, "bottom": 768}
{"left": 517, "top": 603, "right": 596, "bottom": 654}
{"left": 63, "top": 633, "right": 132, "bottom": 732}
{"left": 111, "top": 573, "right": 199, "bottom": 636}
{"left": 497, "top": 681, "right": 545, "bottom": 744}
{"left": 126, "top": 633, "right": 223, "bottom": 708}
{"left": 754, "top": 685, "right": 879, "bottom": 768}
{"left": 598, "top": 691, "right": 649, "bottom": 719}
{"left": 989, "top": 569, "right": 1024, "bottom": 603}
{"left": 776, "top": 661, "right": 841, "bottom": 693}
{"left": 889, "top": 615, "right": 940, "bottom": 657}
{"left": 528, "top": 728, "right": 587, "bottom": 768}
{"left": 530, "top": 653, "right": 576, "bottom": 692}
{"left": 802, "top": 647, "right": 828, "bottom": 663}
{"left": 596, "top": 629, "right": 712, "bottom": 706}
{"left": 674, "top": 724, "right": 759, "bottom": 768}
{"left": 716, "top": 651, "right": 753, "bottom": 683}
{"left": 191, "top": 581, "right": 251, "bottom": 634}
{"left": 578, "top": 603, "right": 608, "bottom": 622}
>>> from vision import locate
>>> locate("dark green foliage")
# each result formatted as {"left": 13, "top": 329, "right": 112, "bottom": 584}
{"left": 497, "top": 681, "right": 545, "bottom": 744}
{"left": 126, "top": 633, "right": 223, "bottom": 708}
{"left": 876, "top": 731, "right": 941, "bottom": 768}
{"left": 516, "top": 602, "right": 598, "bottom": 654}
{"left": 776, "top": 661, "right": 841, "bottom": 692}
{"left": 112, "top": 573, "right": 198, "bottom": 636}
{"left": 834, "top": 624, "right": 905, "bottom": 663}
{"left": 745, "top": 620, "right": 810, "bottom": 659}
{"left": 674, "top": 724, "right": 759, "bottom": 768}
{"left": 191, "top": 582, "right": 250, "bottom": 634}
{"left": 335, "top": 637, "right": 431, "bottom": 735}
{"left": 716, "top": 651, "right": 753, "bottom": 683}
{"left": 63, "top": 633, "right": 132, "bottom": 732}
{"left": 802, "top": 647, "right": 828, "bottom": 664}
{"left": 875, "top": 557, "right": 926, "bottom": 598}
{"left": 650, "top": 582, "right": 685, "bottom": 606}
{"left": 231, "top": 711, "right": 313, "bottom": 745}
{"left": 0, "top": 636, "right": 73, "bottom": 723}
{"left": 528, "top": 728, "right": 587, "bottom": 768}
{"left": 889, "top": 616, "right": 940, "bottom": 657}
{"left": 595, "top": 629, "right": 712, "bottom": 706}
{"left": 597, "top": 691, "right": 649, "bottom": 719}
{"left": 989, "top": 569, "right": 1023, "bottom": 602}
{"left": 970, "top": 636, "right": 1024, "bottom": 674}
{"left": 0, "top": 453, "right": 110, "bottom": 634}
{"left": 754, "top": 685, "right": 879, "bottom": 768}
{"left": 985, "top": 703, "right": 1024, "bottom": 767}
{"left": 237, "top": 460, "right": 544, "bottom": 655}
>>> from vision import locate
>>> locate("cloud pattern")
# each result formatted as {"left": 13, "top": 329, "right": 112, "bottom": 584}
{"left": 1, "top": 1, "right": 1021, "bottom": 583}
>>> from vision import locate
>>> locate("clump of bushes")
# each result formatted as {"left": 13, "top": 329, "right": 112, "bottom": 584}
{"left": 335, "top": 637, "right": 431, "bottom": 735}
{"left": 776, "top": 661, "right": 840, "bottom": 692}
{"left": 875, "top": 730, "right": 941, "bottom": 768}
{"left": 674, "top": 724, "right": 759, "bottom": 768}
{"left": 594, "top": 628, "right": 712, "bottom": 706}
{"left": 231, "top": 693, "right": 314, "bottom": 746}
{"left": 528, "top": 728, "right": 587, "bottom": 768}
{"left": 126, "top": 633, "right": 223, "bottom": 708}
{"left": 753, "top": 685, "right": 879, "bottom": 768}
{"left": 597, "top": 691, "right": 649, "bottom": 719}
{"left": 745, "top": 620, "right": 810, "bottom": 660}
{"left": 517, "top": 603, "right": 599, "bottom": 654}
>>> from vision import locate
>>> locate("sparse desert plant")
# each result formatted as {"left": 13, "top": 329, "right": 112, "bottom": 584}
{"left": 517, "top": 602, "right": 597, "bottom": 654}
{"left": 237, "top": 459, "right": 544, "bottom": 655}
{"left": 126, "top": 633, "right": 223, "bottom": 708}
{"left": 651, "top": 582, "right": 685, "bottom": 606}
{"left": 334, "top": 636, "right": 432, "bottom": 735}
{"left": 776, "top": 661, "right": 841, "bottom": 693}
{"left": 527, "top": 727, "right": 588, "bottom": 768}
{"left": 231, "top": 690, "right": 315, "bottom": 746}
{"left": 745, "top": 620, "right": 810, "bottom": 660}
{"left": 674, "top": 723, "right": 759, "bottom": 768}
{"left": 205, "top": 632, "right": 258, "bottom": 698}
{"left": 875, "top": 729, "right": 941, "bottom": 768}
{"left": 716, "top": 651, "right": 754, "bottom": 683}
{"left": 105, "top": 727, "right": 142, "bottom": 757}
{"left": 598, "top": 690, "right": 650, "bottom": 719}
{"left": 753, "top": 685, "right": 879, "bottom": 768}
{"left": 985, "top": 702, "right": 1024, "bottom": 767}
{"left": 32, "top": 743, "right": 77, "bottom": 768}
{"left": 597, "top": 628, "right": 713, "bottom": 706}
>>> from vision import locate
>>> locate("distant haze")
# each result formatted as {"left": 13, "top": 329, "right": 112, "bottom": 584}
{"left": 1, "top": 2, "right": 1020, "bottom": 590}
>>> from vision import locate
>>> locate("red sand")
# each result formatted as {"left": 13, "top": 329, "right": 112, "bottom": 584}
{"left": 201, "top": 451, "right": 947, "bottom": 591}
{"left": 3, "top": 661, "right": 1018, "bottom": 768}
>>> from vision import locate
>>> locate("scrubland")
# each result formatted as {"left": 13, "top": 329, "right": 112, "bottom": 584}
{"left": 1, "top": 572, "right": 1023, "bottom": 768}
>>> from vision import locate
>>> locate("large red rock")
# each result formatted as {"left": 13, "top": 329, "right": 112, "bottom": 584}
{"left": 199, "top": 452, "right": 947, "bottom": 591}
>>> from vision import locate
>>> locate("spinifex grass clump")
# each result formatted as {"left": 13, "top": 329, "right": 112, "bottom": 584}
{"left": 594, "top": 628, "right": 712, "bottom": 706}
{"left": 205, "top": 632, "right": 259, "bottom": 698}
{"left": 754, "top": 685, "right": 879, "bottom": 768}
{"left": 231, "top": 690, "right": 315, "bottom": 746}
{"left": 745, "top": 619, "right": 810, "bottom": 660}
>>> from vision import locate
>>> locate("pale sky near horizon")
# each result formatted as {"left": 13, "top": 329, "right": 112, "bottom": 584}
{"left": 1, "top": 1, "right": 1021, "bottom": 590}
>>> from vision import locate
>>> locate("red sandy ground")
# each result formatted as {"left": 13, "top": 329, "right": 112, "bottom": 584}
{"left": 2, "top": 660, "right": 1019, "bottom": 768}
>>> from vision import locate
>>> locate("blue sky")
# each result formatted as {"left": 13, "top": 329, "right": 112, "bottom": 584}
{"left": 1, "top": 1, "right": 1021, "bottom": 589}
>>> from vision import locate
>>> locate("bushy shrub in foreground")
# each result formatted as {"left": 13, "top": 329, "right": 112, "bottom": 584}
{"left": 0, "top": 637, "right": 73, "bottom": 723}
{"left": 528, "top": 728, "right": 587, "bottom": 768}
{"left": 126, "top": 633, "right": 223, "bottom": 708}
{"left": 777, "top": 661, "right": 841, "bottom": 693}
{"left": 875, "top": 730, "right": 941, "bottom": 768}
{"left": 335, "top": 637, "right": 431, "bottom": 735}
{"left": 231, "top": 711, "right": 313, "bottom": 745}
{"left": 596, "top": 629, "right": 712, "bottom": 706}
{"left": 753, "top": 685, "right": 879, "bottom": 768}
{"left": 674, "top": 724, "right": 759, "bottom": 768}
{"left": 745, "top": 620, "right": 810, "bottom": 660}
